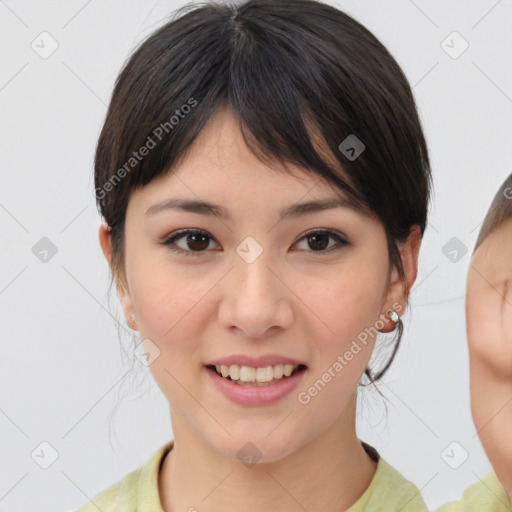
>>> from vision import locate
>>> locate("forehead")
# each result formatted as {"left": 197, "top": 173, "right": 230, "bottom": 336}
{"left": 134, "top": 106, "right": 349, "bottom": 206}
{"left": 174, "top": 106, "right": 315, "bottom": 182}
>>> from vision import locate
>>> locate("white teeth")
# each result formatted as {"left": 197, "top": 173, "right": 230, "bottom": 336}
{"left": 256, "top": 366, "right": 273, "bottom": 382}
{"left": 273, "top": 365, "right": 284, "bottom": 379}
{"left": 283, "top": 364, "right": 294, "bottom": 377}
{"left": 240, "top": 366, "right": 256, "bottom": 382}
{"left": 213, "top": 363, "right": 301, "bottom": 383}
{"left": 229, "top": 364, "right": 240, "bottom": 380}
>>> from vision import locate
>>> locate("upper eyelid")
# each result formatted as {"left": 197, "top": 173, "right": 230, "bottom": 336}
{"left": 162, "top": 228, "right": 348, "bottom": 249}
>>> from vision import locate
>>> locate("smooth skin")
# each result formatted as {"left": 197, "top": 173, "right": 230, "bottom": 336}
{"left": 99, "top": 105, "right": 432, "bottom": 511}
{"left": 466, "top": 216, "right": 512, "bottom": 500}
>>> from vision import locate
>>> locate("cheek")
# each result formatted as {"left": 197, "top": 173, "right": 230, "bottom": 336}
{"left": 296, "top": 274, "right": 383, "bottom": 413}
{"left": 304, "top": 264, "right": 386, "bottom": 381}
{"left": 126, "top": 268, "right": 212, "bottom": 394}
{"left": 311, "top": 264, "right": 384, "bottom": 336}
{"left": 128, "top": 248, "right": 210, "bottom": 340}
{"left": 131, "top": 267, "right": 211, "bottom": 402}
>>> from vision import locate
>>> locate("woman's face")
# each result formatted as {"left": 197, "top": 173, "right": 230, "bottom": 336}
{"left": 100, "top": 106, "right": 418, "bottom": 463}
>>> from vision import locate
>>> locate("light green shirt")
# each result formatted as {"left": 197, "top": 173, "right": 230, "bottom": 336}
{"left": 76, "top": 440, "right": 512, "bottom": 511}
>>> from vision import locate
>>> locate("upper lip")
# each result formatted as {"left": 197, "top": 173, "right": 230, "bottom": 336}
{"left": 205, "top": 355, "right": 307, "bottom": 368}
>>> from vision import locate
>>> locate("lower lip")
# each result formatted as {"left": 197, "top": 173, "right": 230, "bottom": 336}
{"left": 205, "top": 366, "right": 307, "bottom": 406}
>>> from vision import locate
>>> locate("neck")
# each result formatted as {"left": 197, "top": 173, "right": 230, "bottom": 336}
{"left": 159, "top": 394, "right": 378, "bottom": 512}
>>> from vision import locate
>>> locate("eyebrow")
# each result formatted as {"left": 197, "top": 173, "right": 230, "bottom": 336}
{"left": 145, "top": 195, "right": 359, "bottom": 221}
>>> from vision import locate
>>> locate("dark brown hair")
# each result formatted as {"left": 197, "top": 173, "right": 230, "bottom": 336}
{"left": 473, "top": 173, "right": 512, "bottom": 253}
{"left": 95, "top": 0, "right": 433, "bottom": 391}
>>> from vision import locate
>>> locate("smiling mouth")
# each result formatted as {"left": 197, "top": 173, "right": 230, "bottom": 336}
{"left": 206, "top": 364, "right": 307, "bottom": 386}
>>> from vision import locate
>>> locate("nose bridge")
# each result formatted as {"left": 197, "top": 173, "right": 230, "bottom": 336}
{"left": 233, "top": 235, "right": 279, "bottom": 302}
{"left": 218, "top": 234, "right": 291, "bottom": 336}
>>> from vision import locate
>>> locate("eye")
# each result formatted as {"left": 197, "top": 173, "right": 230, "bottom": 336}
{"left": 293, "top": 229, "right": 349, "bottom": 254}
{"left": 160, "top": 229, "right": 219, "bottom": 257}
{"left": 160, "top": 228, "right": 349, "bottom": 257}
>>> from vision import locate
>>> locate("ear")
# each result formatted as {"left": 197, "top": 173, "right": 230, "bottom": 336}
{"left": 379, "top": 224, "right": 422, "bottom": 333}
{"left": 98, "top": 221, "right": 138, "bottom": 330}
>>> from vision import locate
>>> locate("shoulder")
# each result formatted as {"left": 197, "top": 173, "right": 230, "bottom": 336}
{"left": 434, "top": 472, "right": 512, "bottom": 512}
{"left": 75, "top": 441, "right": 174, "bottom": 512}
{"left": 75, "top": 467, "right": 141, "bottom": 512}
{"left": 370, "top": 457, "right": 429, "bottom": 510}
{"left": 351, "top": 443, "right": 428, "bottom": 511}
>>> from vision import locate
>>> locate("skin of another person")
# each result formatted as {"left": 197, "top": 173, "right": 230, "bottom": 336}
{"left": 466, "top": 216, "right": 512, "bottom": 500}
{"left": 99, "top": 106, "right": 423, "bottom": 512}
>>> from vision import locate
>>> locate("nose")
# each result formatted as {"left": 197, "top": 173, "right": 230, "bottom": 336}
{"left": 217, "top": 248, "right": 294, "bottom": 339}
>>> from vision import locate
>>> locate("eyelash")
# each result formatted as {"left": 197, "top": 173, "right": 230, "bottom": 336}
{"left": 160, "top": 228, "right": 349, "bottom": 257}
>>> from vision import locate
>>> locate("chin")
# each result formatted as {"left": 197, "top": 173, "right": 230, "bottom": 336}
{"left": 208, "top": 433, "right": 303, "bottom": 466}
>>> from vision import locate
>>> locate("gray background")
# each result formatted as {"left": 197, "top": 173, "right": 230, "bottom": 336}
{"left": 1, "top": 0, "right": 511, "bottom": 510}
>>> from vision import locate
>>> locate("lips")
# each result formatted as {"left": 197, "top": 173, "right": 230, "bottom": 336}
{"left": 205, "top": 361, "right": 307, "bottom": 406}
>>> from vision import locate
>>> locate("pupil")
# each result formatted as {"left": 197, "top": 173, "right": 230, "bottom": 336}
{"left": 188, "top": 233, "right": 209, "bottom": 251}
{"left": 187, "top": 233, "right": 329, "bottom": 252}
{"left": 308, "top": 233, "right": 328, "bottom": 250}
